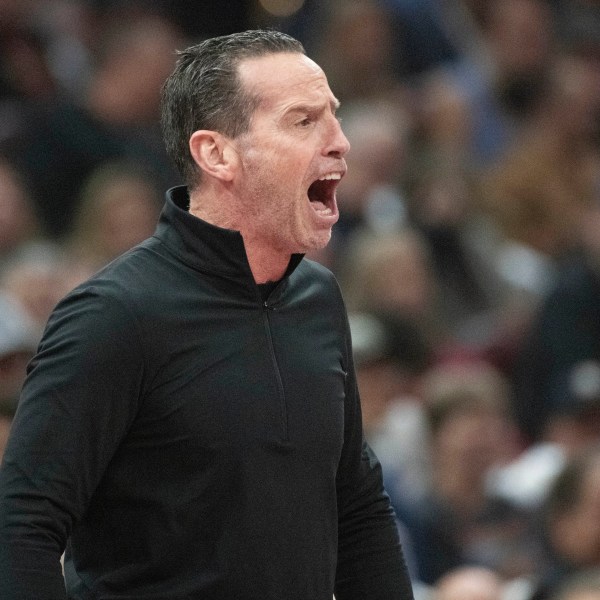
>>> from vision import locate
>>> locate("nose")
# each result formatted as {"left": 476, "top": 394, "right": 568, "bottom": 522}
{"left": 324, "top": 117, "right": 351, "bottom": 158}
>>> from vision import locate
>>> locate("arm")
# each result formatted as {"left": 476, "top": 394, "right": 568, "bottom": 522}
{"left": 334, "top": 316, "right": 415, "bottom": 600}
{"left": 0, "top": 285, "right": 145, "bottom": 599}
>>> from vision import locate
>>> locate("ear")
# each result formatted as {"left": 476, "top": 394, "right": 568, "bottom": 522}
{"left": 189, "top": 130, "right": 238, "bottom": 182}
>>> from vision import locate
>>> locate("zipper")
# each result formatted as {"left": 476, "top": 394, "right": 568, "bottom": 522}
{"left": 262, "top": 300, "right": 289, "bottom": 442}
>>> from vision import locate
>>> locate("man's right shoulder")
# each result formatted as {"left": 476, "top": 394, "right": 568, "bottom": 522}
{"left": 73, "top": 238, "right": 180, "bottom": 307}
{"left": 52, "top": 241, "right": 175, "bottom": 335}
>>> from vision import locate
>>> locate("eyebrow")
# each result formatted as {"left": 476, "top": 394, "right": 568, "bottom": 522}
{"left": 287, "top": 99, "right": 341, "bottom": 116}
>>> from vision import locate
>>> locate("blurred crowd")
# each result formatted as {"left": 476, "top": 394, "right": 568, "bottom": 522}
{"left": 1, "top": 0, "right": 600, "bottom": 599}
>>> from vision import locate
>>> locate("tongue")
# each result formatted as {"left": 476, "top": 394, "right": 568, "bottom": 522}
{"left": 310, "top": 200, "right": 328, "bottom": 212}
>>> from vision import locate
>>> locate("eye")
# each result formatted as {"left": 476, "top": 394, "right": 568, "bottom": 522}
{"left": 298, "top": 116, "right": 313, "bottom": 127}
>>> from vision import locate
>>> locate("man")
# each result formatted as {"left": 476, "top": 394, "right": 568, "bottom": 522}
{"left": 0, "top": 29, "right": 415, "bottom": 599}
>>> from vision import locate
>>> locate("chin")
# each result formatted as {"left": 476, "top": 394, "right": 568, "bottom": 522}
{"left": 304, "top": 232, "right": 332, "bottom": 253}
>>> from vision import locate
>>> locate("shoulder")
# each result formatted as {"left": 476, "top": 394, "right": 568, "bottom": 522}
{"left": 289, "top": 258, "right": 347, "bottom": 317}
{"left": 46, "top": 242, "right": 173, "bottom": 348}
{"left": 67, "top": 238, "right": 184, "bottom": 315}
{"left": 294, "top": 258, "right": 343, "bottom": 297}
{"left": 287, "top": 258, "right": 350, "bottom": 343}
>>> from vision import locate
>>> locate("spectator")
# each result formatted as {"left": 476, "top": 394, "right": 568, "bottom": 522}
{"left": 66, "top": 161, "right": 162, "bottom": 271}
{"left": 0, "top": 244, "right": 91, "bottom": 338}
{"left": 403, "top": 158, "right": 507, "bottom": 346}
{"left": 512, "top": 200, "right": 600, "bottom": 444}
{"left": 0, "top": 292, "right": 38, "bottom": 461}
{"left": 0, "top": 0, "right": 62, "bottom": 146}
{"left": 479, "top": 52, "right": 600, "bottom": 267}
{"left": 338, "top": 227, "right": 449, "bottom": 352}
{"left": 418, "top": 0, "right": 557, "bottom": 167}
{"left": 313, "top": 0, "right": 407, "bottom": 104}
{"left": 432, "top": 565, "right": 505, "bottom": 600}
{"left": 9, "top": 13, "right": 183, "bottom": 238}
{"left": 400, "top": 360, "right": 533, "bottom": 585}
{"left": 0, "top": 157, "right": 41, "bottom": 266}
{"left": 377, "top": 0, "right": 460, "bottom": 77}
{"left": 532, "top": 445, "right": 600, "bottom": 599}
{"left": 324, "top": 98, "right": 412, "bottom": 269}
{"left": 349, "top": 310, "right": 433, "bottom": 504}
{"left": 549, "top": 569, "right": 600, "bottom": 600}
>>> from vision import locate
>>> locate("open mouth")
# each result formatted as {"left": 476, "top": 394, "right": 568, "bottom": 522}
{"left": 307, "top": 173, "right": 341, "bottom": 216}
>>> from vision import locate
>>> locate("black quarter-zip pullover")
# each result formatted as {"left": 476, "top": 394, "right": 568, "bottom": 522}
{"left": 0, "top": 186, "right": 414, "bottom": 600}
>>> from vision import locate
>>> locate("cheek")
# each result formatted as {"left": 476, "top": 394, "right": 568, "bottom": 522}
{"left": 247, "top": 150, "right": 297, "bottom": 196}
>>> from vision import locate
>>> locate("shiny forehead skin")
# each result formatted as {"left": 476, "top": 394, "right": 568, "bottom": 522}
{"left": 236, "top": 52, "right": 340, "bottom": 117}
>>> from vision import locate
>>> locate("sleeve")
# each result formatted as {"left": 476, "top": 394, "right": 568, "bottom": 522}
{"left": 0, "top": 284, "right": 146, "bottom": 599}
{"left": 334, "top": 312, "right": 415, "bottom": 600}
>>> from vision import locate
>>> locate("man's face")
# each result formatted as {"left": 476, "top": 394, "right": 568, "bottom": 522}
{"left": 231, "top": 52, "right": 350, "bottom": 255}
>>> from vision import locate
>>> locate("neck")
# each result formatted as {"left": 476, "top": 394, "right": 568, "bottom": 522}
{"left": 244, "top": 244, "right": 290, "bottom": 284}
{"left": 188, "top": 187, "right": 291, "bottom": 284}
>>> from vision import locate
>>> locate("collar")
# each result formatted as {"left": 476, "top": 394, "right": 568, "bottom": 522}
{"left": 153, "top": 186, "right": 304, "bottom": 287}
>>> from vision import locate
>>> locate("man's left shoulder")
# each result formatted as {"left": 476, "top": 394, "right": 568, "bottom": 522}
{"left": 290, "top": 259, "right": 347, "bottom": 318}
{"left": 296, "top": 257, "right": 338, "bottom": 285}
{"left": 295, "top": 258, "right": 343, "bottom": 293}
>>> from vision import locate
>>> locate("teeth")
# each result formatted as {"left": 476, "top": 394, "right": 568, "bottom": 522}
{"left": 315, "top": 207, "right": 333, "bottom": 215}
{"left": 319, "top": 173, "right": 341, "bottom": 181}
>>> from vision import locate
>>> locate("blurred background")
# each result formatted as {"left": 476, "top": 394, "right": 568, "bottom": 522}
{"left": 1, "top": 1, "right": 600, "bottom": 598}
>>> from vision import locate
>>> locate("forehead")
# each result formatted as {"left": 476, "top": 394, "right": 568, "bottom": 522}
{"left": 237, "top": 52, "right": 337, "bottom": 111}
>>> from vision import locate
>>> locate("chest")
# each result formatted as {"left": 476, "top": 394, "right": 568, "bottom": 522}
{"left": 127, "top": 295, "right": 347, "bottom": 462}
